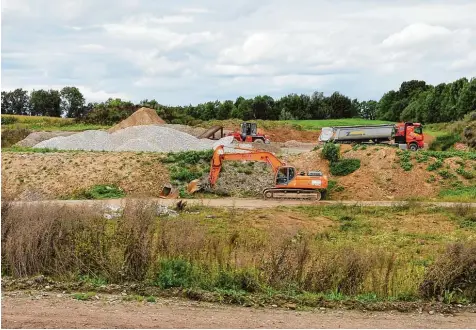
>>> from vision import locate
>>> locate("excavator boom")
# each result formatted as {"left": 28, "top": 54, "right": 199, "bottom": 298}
{"left": 209, "top": 145, "right": 285, "bottom": 186}
{"left": 187, "top": 144, "right": 328, "bottom": 201}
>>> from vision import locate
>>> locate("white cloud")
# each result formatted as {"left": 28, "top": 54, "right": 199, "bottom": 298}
{"left": 382, "top": 23, "right": 452, "bottom": 48}
{"left": 2, "top": 0, "right": 476, "bottom": 104}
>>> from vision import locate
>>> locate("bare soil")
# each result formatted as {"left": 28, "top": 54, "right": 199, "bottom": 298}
{"left": 1, "top": 152, "right": 169, "bottom": 200}
{"left": 108, "top": 107, "right": 165, "bottom": 133}
{"left": 2, "top": 291, "right": 474, "bottom": 329}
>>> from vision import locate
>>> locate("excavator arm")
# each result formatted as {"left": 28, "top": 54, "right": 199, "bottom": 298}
{"left": 209, "top": 145, "right": 285, "bottom": 186}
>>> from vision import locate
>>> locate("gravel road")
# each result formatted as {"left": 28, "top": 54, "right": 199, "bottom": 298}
{"left": 2, "top": 291, "right": 475, "bottom": 329}
{"left": 9, "top": 198, "right": 476, "bottom": 209}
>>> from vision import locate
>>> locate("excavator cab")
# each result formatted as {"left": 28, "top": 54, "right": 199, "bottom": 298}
{"left": 240, "top": 122, "right": 257, "bottom": 140}
{"left": 276, "top": 166, "right": 296, "bottom": 185}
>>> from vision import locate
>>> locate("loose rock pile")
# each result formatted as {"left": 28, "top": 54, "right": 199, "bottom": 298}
{"left": 34, "top": 125, "right": 217, "bottom": 152}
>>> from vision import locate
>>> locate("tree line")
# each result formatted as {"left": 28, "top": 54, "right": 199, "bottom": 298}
{"left": 2, "top": 77, "right": 475, "bottom": 125}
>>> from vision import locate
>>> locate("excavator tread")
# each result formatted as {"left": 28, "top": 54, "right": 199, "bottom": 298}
{"left": 262, "top": 188, "right": 322, "bottom": 201}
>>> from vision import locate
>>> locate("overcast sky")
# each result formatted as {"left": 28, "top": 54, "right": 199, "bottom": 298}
{"left": 2, "top": 0, "right": 476, "bottom": 105}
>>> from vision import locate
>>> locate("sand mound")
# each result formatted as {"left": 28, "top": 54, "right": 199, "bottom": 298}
{"left": 108, "top": 107, "right": 165, "bottom": 133}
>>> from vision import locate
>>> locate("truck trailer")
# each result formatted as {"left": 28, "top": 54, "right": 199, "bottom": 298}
{"left": 318, "top": 122, "right": 424, "bottom": 151}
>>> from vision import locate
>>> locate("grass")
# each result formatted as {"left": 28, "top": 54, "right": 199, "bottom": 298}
{"left": 438, "top": 186, "right": 476, "bottom": 202}
{"left": 1, "top": 114, "right": 109, "bottom": 131}
{"left": 286, "top": 119, "right": 393, "bottom": 130}
{"left": 3, "top": 201, "right": 476, "bottom": 304}
{"left": 68, "top": 184, "right": 126, "bottom": 200}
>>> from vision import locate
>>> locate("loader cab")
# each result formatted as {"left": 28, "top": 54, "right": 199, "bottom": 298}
{"left": 276, "top": 166, "right": 296, "bottom": 185}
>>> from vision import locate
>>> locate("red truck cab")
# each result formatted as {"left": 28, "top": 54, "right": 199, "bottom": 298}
{"left": 394, "top": 122, "right": 424, "bottom": 151}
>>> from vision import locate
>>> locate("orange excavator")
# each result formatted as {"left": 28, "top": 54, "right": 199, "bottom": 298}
{"left": 187, "top": 145, "right": 328, "bottom": 200}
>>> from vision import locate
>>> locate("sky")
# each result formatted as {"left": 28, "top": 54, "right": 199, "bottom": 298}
{"left": 2, "top": 0, "right": 476, "bottom": 105}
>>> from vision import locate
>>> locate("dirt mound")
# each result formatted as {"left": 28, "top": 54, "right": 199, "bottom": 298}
{"left": 15, "top": 131, "right": 78, "bottom": 147}
{"left": 262, "top": 128, "right": 319, "bottom": 143}
{"left": 2, "top": 152, "right": 170, "bottom": 200}
{"left": 333, "top": 147, "right": 440, "bottom": 200}
{"left": 108, "top": 107, "right": 165, "bottom": 133}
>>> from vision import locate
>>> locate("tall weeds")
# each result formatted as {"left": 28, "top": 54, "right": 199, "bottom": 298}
{"left": 2, "top": 201, "right": 475, "bottom": 301}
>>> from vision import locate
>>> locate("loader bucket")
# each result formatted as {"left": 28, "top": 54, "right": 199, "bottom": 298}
{"left": 187, "top": 179, "right": 201, "bottom": 194}
{"left": 159, "top": 183, "right": 179, "bottom": 199}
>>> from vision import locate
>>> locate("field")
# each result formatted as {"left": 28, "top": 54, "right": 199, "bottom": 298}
{"left": 2, "top": 200, "right": 476, "bottom": 307}
{"left": 1, "top": 114, "right": 108, "bottom": 131}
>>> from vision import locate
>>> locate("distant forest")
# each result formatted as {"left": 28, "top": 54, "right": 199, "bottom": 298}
{"left": 2, "top": 77, "right": 475, "bottom": 125}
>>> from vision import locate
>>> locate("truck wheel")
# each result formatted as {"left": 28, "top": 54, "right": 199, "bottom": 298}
{"left": 254, "top": 138, "right": 264, "bottom": 144}
{"left": 409, "top": 143, "right": 418, "bottom": 151}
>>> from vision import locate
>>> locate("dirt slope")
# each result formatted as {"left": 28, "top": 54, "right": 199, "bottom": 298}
{"left": 1, "top": 152, "right": 169, "bottom": 200}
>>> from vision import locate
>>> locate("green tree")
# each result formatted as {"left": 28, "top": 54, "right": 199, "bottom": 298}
{"left": 61, "top": 86, "right": 85, "bottom": 118}
{"left": 359, "top": 100, "right": 378, "bottom": 120}
{"left": 1, "top": 89, "right": 30, "bottom": 115}
{"left": 217, "top": 100, "right": 235, "bottom": 120}
{"left": 327, "top": 92, "right": 352, "bottom": 118}
{"left": 457, "top": 78, "right": 476, "bottom": 118}
{"left": 30, "top": 89, "right": 61, "bottom": 117}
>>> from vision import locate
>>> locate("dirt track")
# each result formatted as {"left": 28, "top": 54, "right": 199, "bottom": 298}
{"left": 10, "top": 197, "right": 476, "bottom": 209}
{"left": 2, "top": 292, "right": 475, "bottom": 329}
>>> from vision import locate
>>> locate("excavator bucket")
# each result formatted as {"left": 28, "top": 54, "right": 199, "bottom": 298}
{"left": 159, "top": 183, "right": 179, "bottom": 199}
{"left": 186, "top": 179, "right": 201, "bottom": 194}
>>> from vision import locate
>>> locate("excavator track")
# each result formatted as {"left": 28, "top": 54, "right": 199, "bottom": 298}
{"left": 262, "top": 188, "right": 322, "bottom": 201}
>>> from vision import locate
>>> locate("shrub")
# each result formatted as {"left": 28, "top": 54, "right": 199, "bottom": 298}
{"left": 429, "top": 134, "right": 461, "bottom": 151}
{"left": 321, "top": 143, "right": 340, "bottom": 163}
{"left": 419, "top": 243, "right": 476, "bottom": 301}
{"left": 154, "top": 259, "right": 194, "bottom": 289}
{"left": 427, "top": 159, "right": 443, "bottom": 171}
{"left": 330, "top": 159, "right": 361, "bottom": 176}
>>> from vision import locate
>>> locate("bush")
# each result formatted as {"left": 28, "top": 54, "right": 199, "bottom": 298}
{"left": 330, "top": 159, "right": 361, "bottom": 176}
{"left": 155, "top": 259, "right": 194, "bottom": 289}
{"left": 321, "top": 143, "right": 340, "bottom": 163}
{"left": 429, "top": 134, "right": 461, "bottom": 151}
{"left": 420, "top": 243, "right": 476, "bottom": 302}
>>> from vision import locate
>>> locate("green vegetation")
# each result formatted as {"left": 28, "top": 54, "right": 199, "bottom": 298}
{"left": 161, "top": 150, "right": 213, "bottom": 185}
{"left": 3, "top": 201, "right": 476, "bottom": 305}
{"left": 429, "top": 134, "right": 461, "bottom": 151}
{"left": 70, "top": 184, "right": 125, "bottom": 200}
{"left": 330, "top": 159, "right": 361, "bottom": 176}
{"left": 4, "top": 78, "right": 474, "bottom": 129}
{"left": 439, "top": 186, "right": 476, "bottom": 202}
{"left": 322, "top": 142, "right": 360, "bottom": 176}
{"left": 456, "top": 167, "right": 475, "bottom": 180}
{"left": 73, "top": 292, "right": 97, "bottom": 301}
{"left": 397, "top": 150, "right": 413, "bottom": 171}
{"left": 1, "top": 115, "right": 108, "bottom": 131}
{"left": 321, "top": 142, "right": 340, "bottom": 163}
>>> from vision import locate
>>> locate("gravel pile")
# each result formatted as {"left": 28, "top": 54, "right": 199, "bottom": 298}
{"left": 34, "top": 125, "right": 217, "bottom": 152}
